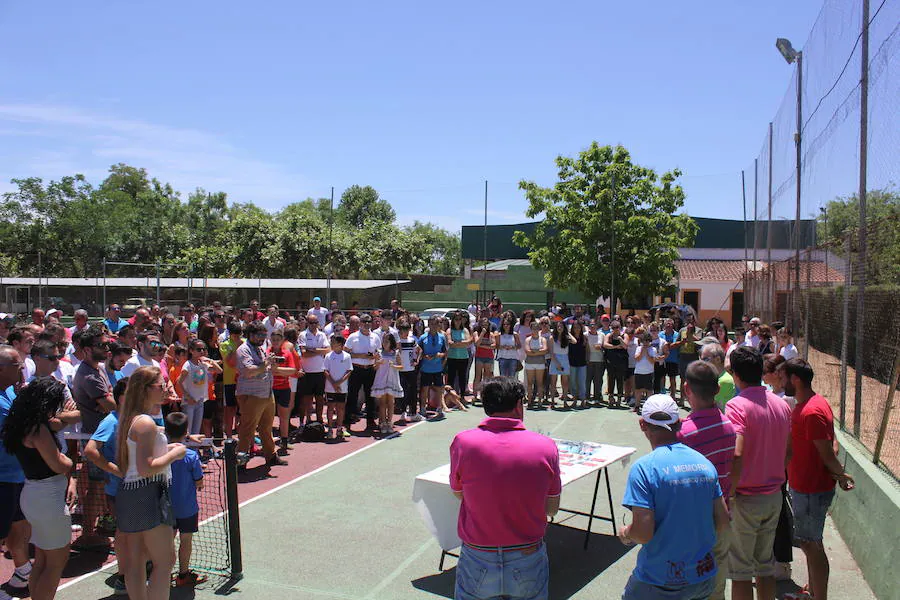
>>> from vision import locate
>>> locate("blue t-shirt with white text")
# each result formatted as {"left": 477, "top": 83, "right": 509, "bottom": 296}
{"left": 622, "top": 442, "right": 720, "bottom": 587}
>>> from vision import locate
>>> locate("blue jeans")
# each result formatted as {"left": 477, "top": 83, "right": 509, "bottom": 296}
{"left": 622, "top": 574, "right": 715, "bottom": 600}
{"left": 498, "top": 358, "right": 519, "bottom": 378}
{"left": 455, "top": 543, "right": 549, "bottom": 600}
{"left": 789, "top": 487, "right": 835, "bottom": 542}
{"left": 569, "top": 365, "right": 587, "bottom": 399}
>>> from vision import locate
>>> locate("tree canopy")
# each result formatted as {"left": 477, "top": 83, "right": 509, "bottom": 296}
{"left": 817, "top": 188, "right": 899, "bottom": 286}
{"left": 0, "top": 164, "right": 461, "bottom": 279}
{"left": 514, "top": 143, "right": 696, "bottom": 309}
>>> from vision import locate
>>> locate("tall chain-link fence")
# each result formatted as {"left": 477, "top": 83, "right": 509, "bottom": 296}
{"left": 742, "top": 0, "right": 900, "bottom": 480}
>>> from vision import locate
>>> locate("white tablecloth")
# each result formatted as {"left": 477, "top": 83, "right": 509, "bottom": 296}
{"left": 412, "top": 440, "right": 636, "bottom": 551}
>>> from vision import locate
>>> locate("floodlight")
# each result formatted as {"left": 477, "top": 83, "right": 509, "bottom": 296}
{"left": 776, "top": 38, "right": 800, "bottom": 64}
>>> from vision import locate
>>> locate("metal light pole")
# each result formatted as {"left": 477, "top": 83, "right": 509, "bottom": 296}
{"left": 482, "top": 180, "right": 488, "bottom": 304}
{"left": 326, "top": 186, "right": 334, "bottom": 305}
{"left": 776, "top": 37, "right": 803, "bottom": 331}
{"left": 820, "top": 206, "right": 828, "bottom": 278}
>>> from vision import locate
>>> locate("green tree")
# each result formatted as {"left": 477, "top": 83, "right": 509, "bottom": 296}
{"left": 514, "top": 143, "right": 697, "bottom": 310}
{"left": 337, "top": 185, "right": 395, "bottom": 230}
{"left": 818, "top": 188, "right": 899, "bottom": 285}
{"left": 403, "top": 221, "right": 461, "bottom": 275}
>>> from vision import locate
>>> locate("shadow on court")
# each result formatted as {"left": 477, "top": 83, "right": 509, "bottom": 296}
{"left": 411, "top": 527, "right": 633, "bottom": 599}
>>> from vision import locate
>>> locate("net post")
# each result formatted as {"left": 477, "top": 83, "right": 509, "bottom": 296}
{"left": 223, "top": 439, "right": 244, "bottom": 579}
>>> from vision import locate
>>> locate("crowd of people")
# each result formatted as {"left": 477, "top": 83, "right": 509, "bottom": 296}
{"left": 448, "top": 306, "right": 854, "bottom": 600}
{"left": 0, "top": 297, "right": 852, "bottom": 599}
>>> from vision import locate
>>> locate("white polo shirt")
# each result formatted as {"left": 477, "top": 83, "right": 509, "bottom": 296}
{"left": 346, "top": 330, "right": 380, "bottom": 366}
{"left": 301, "top": 329, "right": 329, "bottom": 373}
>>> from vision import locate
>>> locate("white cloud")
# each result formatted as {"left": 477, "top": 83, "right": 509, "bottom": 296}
{"left": 0, "top": 103, "right": 317, "bottom": 207}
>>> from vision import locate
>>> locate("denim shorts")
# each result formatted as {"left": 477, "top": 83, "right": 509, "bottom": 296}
{"left": 549, "top": 354, "right": 570, "bottom": 375}
{"left": 622, "top": 574, "right": 714, "bottom": 600}
{"left": 455, "top": 543, "right": 548, "bottom": 600}
{"left": 790, "top": 488, "right": 835, "bottom": 542}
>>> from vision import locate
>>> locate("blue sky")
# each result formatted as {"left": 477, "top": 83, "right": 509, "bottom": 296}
{"left": 0, "top": 1, "right": 824, "bottom": 232}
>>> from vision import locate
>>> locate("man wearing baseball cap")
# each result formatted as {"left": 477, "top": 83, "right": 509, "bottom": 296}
{"left": 619, "top": 394, "right": 729, "bottom": 599}
{"left": 307, "top": 296, "right": 329, "bottom": 325}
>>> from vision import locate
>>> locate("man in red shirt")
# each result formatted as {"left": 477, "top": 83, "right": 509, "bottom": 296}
{"left": 781, "top": 358, "right": 855, "bottom": 600}
{"left": 450, "top": 377, "right": 561, "bottom": 600}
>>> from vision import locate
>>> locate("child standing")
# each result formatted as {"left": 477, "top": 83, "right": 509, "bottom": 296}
{"left": 371, "top": 334, "right": 404, "bottom": 434}
{"left": 178, "top": 340, "right": 222, "bottom": 436}
{"left": 168, "top": 344, "right": 188, "bottom": 412}
{"left": 632, "top": 332, "right": 657, "bottom": 412}
{"left": 323, "top": 335, "right": 352, "bottom": 440}
{"left": 165, "top": 412, "right": 207, "bottom": 588}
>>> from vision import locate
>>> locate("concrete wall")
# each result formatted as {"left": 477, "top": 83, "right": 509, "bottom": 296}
{"left": 679, "top": 279, "right": 742, "bottom": 327}
{"left": 831, "top": 430, "right": 900, "bottom": 600}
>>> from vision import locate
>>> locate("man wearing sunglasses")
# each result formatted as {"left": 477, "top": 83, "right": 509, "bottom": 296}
{"left": 72, "top": 326, "right": 115, "bottom": 549}
{"left": 25, "top": 340, "right": 81, "bottom": 432}
{"left": 120, "top": 332, "right": 167, "bottom": 378}
{"left": 103, "top": 304, "right": 126, "bottom": 334}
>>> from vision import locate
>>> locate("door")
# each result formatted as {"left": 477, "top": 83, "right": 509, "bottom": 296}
{"left": 682, "top": 290, "right": 700, "bottom": 315}
{"left": 730, "top": 291, "right": 744, "bottom": 330}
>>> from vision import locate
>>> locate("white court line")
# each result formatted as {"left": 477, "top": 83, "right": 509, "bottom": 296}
{"left": 57, "top": 420, "right": 428, "bottom": 592}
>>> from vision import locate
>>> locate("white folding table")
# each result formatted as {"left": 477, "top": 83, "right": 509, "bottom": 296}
{"left": 412, "top": 440, "right": 636, "bottom": 570}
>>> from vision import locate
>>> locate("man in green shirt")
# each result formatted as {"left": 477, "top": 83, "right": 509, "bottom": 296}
{"left": 700, "top": 342, "right": 736, "bottom": 410}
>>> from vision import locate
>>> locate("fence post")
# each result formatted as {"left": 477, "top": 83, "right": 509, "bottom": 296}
{"left": 803, "top": 247, "right": 811, "bottom": 360}
{"left": 839, "top": 236, "right": 851, "bottom": 429}
{"left": 873, "top": 350, "right": 900, "bottom": 466}
{"left": 223, "top": 439, "right": 243, "bottom": 580}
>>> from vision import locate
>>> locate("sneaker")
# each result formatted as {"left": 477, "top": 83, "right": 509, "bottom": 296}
{"left": 410, "top": 413, "right": 425, "bottom": 422}
{"left": 235, "top": 451, "right": 250, "bottom": 466}
{"left": 112, "top": 575, "right": 127, "bottom": 595}
{"left": 5, "top": 567, "right": 29, "bottom": 589}
{"left": 398, "top": 413, "right": 408, "bottom": 424}
{"left": 341, "top": 429, "right": 351, "bottom": 438}
{"left": 774, "top": 561, "right": 792, "bottom": 581}
{"left": 174, "top": 570, "right": 208, "bottom": 587}
{"left": 266, "top": 455, "right": 288, "bottom": 467}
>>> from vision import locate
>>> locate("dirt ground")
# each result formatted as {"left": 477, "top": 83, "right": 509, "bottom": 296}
{"left": 805, "top": 345, "right": 900, "bottom": 480}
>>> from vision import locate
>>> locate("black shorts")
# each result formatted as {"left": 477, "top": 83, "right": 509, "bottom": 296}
{"left": 326, "top": 392, "right": 347, "bottom": 403}
{"left": 175, "top": 513, "right": 199, "bottom": 534}
{"left": 301, "top": 372, "right": 326, "bottom": 396}
{"left": 203, "top": 399, "right": 217, "bottom": 420}
{"left": 420, "top": 372, "right": 443, "bottom": 388}
{"left": 635, "top": 373, "right": 653, "bottom": 390}
{"left": 0, "top": 482, "right": 25, "bottom": 538}
{"left": 223, "top": 384, "right": 237, "bottom": 407}
{"left": 665, "top": 362, "right": 679, "bottom": 377}
{"left": 273, "top": 388, "right": 292, "bottom": 408}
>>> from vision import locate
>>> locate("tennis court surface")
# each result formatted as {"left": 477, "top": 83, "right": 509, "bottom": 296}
{"left": 58, "top": 407, "right": 875, "bottom": 600}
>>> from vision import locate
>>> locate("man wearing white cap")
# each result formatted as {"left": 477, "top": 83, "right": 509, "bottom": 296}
{"left": 619, "top": 394, "right": 730, "bottom": 600}
{"left": 307, "top": 296, "right": 329, "bottom": 325}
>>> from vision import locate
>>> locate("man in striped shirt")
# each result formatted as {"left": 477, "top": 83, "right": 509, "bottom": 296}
{"left": 678, "top": 360, "right": 736, "bottom": 600}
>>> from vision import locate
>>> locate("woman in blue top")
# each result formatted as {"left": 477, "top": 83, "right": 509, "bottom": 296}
{"left": 446, "top": 311, "right": 472, "bottom": 400}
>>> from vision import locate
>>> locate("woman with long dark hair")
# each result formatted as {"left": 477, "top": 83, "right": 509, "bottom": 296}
{"left": 115, "top": 366, "right": 185, "bottom": 600}
{"left": 2, "top": 377, "right": 73, "bottom": 600}
{"left": 494, "top": 314, "right": 521, "bottom": 378}
{"left": 568, "top": 321, "right": 588, "bottom": 408}
{"left": 550, "top": 320, "right": 575, "bottom": 407}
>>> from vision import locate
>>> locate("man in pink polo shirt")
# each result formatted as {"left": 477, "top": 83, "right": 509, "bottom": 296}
{"left": 449, "top": 377, "right": 561, "bottom": 600}
{"left": 724, "top": 346, "right": 792, "bottom": 600}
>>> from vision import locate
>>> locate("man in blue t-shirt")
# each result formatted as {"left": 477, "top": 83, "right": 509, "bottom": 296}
{"left": 660, "top": 319, "right": 681, "bottom": 401}
{"left": 619, "top": 394, "right": 729, "bottom": 600}
{"left": 0, "top": 346, "right": 33, "bottom": 592}
{"left": 418, "top": 317, "right": 447, "bottom": 417}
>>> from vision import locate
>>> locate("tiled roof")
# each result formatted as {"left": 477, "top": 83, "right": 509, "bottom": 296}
{"left": 676, "top": 260, "right": 843, "bottom": 284}
{"left": 675, "top": 260, "right": 747, "bottom": 282}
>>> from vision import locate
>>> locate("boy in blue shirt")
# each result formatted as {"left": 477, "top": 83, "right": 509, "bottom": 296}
{"left": 84, "top": 377, "right": 128, "bottom": 595}
{"left": 417, "top": 317, "right": 447, "bottom": 418}
{"left": 165, "top": 412, "right": 206, "bottom": 587}
{"left": 619, "top": 394, "right": 729, "bottom": 600}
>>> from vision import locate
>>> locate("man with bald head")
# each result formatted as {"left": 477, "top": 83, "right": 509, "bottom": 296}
{"left": 0, "top": 346, "right": 33, "bottom": 591}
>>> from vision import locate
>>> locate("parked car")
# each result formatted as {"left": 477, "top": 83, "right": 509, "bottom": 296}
{"left": 121, "top": 297, "right": 153, "bottom": 316}
{"left": 420, "top": 307, "right": 478, "bottom": 324}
